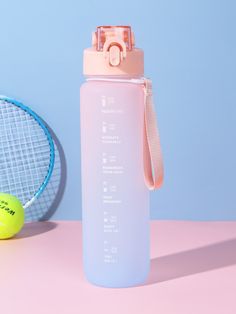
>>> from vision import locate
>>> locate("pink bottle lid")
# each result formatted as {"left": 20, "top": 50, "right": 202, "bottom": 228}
{"left": 83, "top": 26, "right": 144, "bottom": 77}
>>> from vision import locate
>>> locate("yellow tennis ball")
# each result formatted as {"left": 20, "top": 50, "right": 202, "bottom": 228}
{"left": 0, "top": 193, "right": 24, "bottom": 239}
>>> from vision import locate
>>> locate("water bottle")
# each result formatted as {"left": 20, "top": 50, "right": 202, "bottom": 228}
{"left": 80, "top": 26, "right": 163, "bottom": 288}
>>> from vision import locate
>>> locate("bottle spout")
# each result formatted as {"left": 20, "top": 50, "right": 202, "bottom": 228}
{"left": 93, "top": 26, "right": 135, "bottom": 67}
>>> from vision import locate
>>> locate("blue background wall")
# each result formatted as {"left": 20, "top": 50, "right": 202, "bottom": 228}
{"left": 0, "top": 0, "right": 235, "bottom": 220}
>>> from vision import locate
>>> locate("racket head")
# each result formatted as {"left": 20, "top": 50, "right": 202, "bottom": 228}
{"left": 0, "top": 95, "right": 55, "bottom": 209}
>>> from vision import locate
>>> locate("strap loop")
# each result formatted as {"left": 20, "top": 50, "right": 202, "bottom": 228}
{"left": 143, "top": 78, "right": 164, "bottom": 190}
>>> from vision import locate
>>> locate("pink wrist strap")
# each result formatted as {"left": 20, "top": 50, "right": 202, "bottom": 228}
{"left": 143, "top": 78, "right": 164, "bottom": 190}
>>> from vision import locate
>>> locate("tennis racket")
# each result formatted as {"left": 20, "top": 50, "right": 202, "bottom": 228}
{"left": 0, "top": 95, "right": 55, "bottom": 213}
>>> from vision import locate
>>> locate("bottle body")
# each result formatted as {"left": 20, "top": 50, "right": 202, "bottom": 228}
{"left": 80, "top": 77, "right": 150, "bottom": 288}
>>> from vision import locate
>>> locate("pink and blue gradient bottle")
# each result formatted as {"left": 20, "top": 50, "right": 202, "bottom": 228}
{"left": 80, "top": 26, "right": 155, "bottom": 288}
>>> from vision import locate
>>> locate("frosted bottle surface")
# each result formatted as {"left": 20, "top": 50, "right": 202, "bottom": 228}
{"left": 79, "top": 25, "right": 164, "bottom": 288}
{"left": 80, "top": 79, "right": 150, "bottom": 287}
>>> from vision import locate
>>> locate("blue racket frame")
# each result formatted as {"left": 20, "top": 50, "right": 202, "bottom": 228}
{"left": 0, "top": 95, "right": 55, "bottom": 208}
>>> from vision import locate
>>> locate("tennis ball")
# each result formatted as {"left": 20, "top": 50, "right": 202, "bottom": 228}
{"left": 0, "top": 193, "right": 24, "bottom": 239}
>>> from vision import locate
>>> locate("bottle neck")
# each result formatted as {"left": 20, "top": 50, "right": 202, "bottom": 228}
{"left": 85, "top": 75, "right": 144, "bottom": 83}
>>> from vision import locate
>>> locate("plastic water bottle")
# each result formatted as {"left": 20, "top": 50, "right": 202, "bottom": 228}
{"left": 80, "top": 26, "right": 163, "bottom": 288}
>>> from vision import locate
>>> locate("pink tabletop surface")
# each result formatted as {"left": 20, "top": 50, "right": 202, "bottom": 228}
{"left": 0, "top": 221, "right": 236, "bottom": 314}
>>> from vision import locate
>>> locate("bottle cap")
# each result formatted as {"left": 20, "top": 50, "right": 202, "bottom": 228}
{"left": 83, "top": 26, "right": 144, "bottom": 77}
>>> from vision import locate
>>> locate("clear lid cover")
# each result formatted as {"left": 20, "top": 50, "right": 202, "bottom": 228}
{"left": 94, "top": 26, "right": 134, "bottom": 51}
